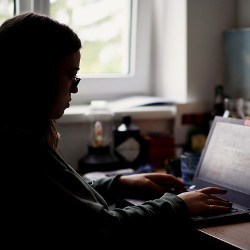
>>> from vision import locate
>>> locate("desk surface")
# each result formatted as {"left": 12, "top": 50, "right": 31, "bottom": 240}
{"left": 122, "top": 198, "right": 250, "bottom": 249}
{"left": 155, "top": 169, "right": 250, "bottom": 249}
{"left": 197, "top": 220, "right": 250, "bottom": 249}
{"left": 84, "top": 168, "right": 250, "bottom": 249}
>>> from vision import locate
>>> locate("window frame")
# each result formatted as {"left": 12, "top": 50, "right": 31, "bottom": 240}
{"left": 16, "top": 0, "right": 153, "bottom": 104}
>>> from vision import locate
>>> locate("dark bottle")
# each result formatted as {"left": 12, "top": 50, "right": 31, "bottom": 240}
{"left": 186, "top": 124, "right": 207, "bottom": 153}
{"left": 211, "top": 85, "right": 225, "bottom": 118}
{"left": 183, "top": 113, "right": 209, "bottom": 153}
{"left": 209, "top": 85, "right": 225, "bottom": 128}
{"left": 113, "top": 115, "right": 144, "bottom": 169}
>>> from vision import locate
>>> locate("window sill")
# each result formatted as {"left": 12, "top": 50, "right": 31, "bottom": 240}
{"left": 58, "top": 104, "right": 177, "bottom": 124}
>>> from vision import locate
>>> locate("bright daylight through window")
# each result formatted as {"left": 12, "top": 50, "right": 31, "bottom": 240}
{"left": 1, "top": 0, "right": 151, "bottom": 105}
{"left": 0, "top": 0, "right": 14, "bottom": 25}
{"left": 50, "top": 0, "right": 132, "bottom": 76}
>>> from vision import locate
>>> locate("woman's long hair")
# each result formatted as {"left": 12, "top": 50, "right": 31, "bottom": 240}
{"left": 0, "top": 12, "right": 82, "bottom": 149}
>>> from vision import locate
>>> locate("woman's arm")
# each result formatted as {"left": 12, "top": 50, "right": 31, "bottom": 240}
{"left": 92, "top": 172, "right": 231, "bottom": 216}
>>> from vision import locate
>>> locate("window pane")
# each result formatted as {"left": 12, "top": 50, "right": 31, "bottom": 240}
{"left": 50, "top": 0, "right": 132, "bottom": 75}
{"left": 0, "top": 0, "right": 14, "bottom": 25}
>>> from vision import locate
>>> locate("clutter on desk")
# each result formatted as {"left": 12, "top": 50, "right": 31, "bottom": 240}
{"left": 167, "top": 158, "right": 182, "bottom": 178}
{"left": 113, "top": 115, "right": 146, "bottom": 169}
{"left": 180, "top": 152, "right": 201, "bottom": 187}
{"left": 78, "top": 100, "right": 210, "bottom": 179}
{"left": 178, "top": 112, "right": 208, "bottom": 186}
{"left": 84, "top": 168, "right": 135, "bottom": 180}
{"left": 142, "top": 132, "right": 175, "bottom": 171}
{"left": 223, "top": 97, "right": 250, "bottom": 119}
{"left": 78, "top": 100, "right": 119, "bottom": 174}
{"left": 210, "top": 85, "right": 250, "bottom": 120}
{"left": 182, "top": 112, "right": 209, "bottom": 153}
{"left": 211, "top": 85, "right": 225, "bottom": 119}
{"left": 83, "top": 164, "right": 156, "bottom": 180}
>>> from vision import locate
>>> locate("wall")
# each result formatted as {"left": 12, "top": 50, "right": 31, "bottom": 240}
{"left": 151, "top": 0, "right": 187, "bottom": 102}
{"left": 152, "top": 0, "right": 237, "bottom": 107}
{"left": 57, "top": 0, "right": 250, "bottom": 171}
{"left": 187, "top": 0, "right": 250, "bottom": 105}
{"left": 187, "top": 0, "right": 237, "bottom": 107}
{"left": 238, "top": 0, "right": 250, "bottom": 27}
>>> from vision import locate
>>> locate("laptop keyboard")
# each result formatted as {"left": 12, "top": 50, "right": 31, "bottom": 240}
{"left": 192, "top": 205, "right": 243, "bottom": 221}
{"left": 207, "top": 207, "right": 238, "bottom": 216}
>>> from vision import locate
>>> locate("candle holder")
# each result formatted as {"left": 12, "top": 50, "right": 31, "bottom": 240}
{"left": 78, "top": 100, "right": 119, "bottom": 174}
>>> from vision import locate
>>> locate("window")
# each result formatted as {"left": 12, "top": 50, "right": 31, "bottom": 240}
{"left": 3, "top": 0, "right": 153, "bottom": 104}
{"left": 50, "top": 0, "right": 132, "bottom": 75}
{"left": 0, "top": 0, "right": 14, "bottom": 25}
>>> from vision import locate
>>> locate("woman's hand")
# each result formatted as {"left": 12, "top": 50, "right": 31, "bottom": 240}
{"left": 178, "top": 187, "right": 231, "bottom": 216}
{"left": 117, "top": 173, "right": 186, "bottom": 199}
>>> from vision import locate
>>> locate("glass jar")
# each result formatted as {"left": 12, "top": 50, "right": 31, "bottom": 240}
{"left": 86, "top": 100, "right": 114, "bottom": 148}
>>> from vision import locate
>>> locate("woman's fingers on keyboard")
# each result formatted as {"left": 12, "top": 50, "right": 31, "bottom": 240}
{"left": 207, "top": 198, "right": 232, "bottom": 207}
{"left": 207, "top": 195, "right": 232, "bottom": 204}
{"left": 206, "top": 204, "right": 232, "bottom": 213}
{"left": 199, "top": 187, "right": 228, "bottom": 195}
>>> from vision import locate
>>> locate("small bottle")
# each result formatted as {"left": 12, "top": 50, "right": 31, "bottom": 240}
{"left": 223, "top": 97, "right": 231, "bottom": 118}
{"left": 209, "top": 85, "right": 225, "bottom": 128}
{"left": 113, "top": 115, "right": 143, "bottom": 169}
{"left": 235, "top": 98, "right": 245, "bottom": 119}
{"left": 211, "top": 85, "right": 225, "bottom": 118}
{"left": 184, "top": 114, "right": 208, "bottom": 153}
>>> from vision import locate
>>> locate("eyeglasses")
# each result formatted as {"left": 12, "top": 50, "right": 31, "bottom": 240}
{"left": 70, "top": 75, "right": 81, "bottom": 92}
{"left": 58, "top": 71, "right": 82, "bottom": 92}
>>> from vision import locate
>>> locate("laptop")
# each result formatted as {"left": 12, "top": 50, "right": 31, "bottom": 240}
{"left": 122, "top": 116, "right": 250, "bottom": 226}
{"left": 187, "top": 116, "right": 250, "bottom": 226}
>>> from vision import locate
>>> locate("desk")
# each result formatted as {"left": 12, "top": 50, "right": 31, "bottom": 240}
{"left": 119, "top": 198, "right": 250, "bottom": 249}
{"left": 83, "top": 169, "right": 250, "bottom": 249}
{"left": 196, "top": 221, "right": 250, "bottom": 249}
